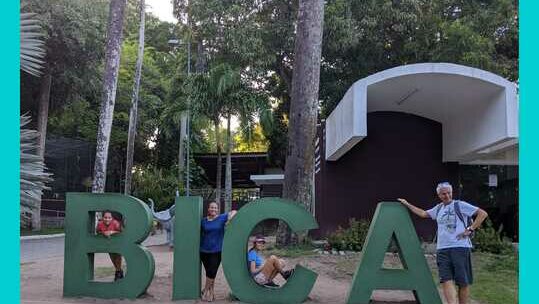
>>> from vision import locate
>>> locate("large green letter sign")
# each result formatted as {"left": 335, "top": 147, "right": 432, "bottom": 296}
{"left": 346, "top": 202, "right": 442, "bottom": 304}
{"left": 172, "top": 196, "right": 202, "bottom": 299}
{"left": 221, "top": 198, "right": 319, "bottom": 304}
{"left": 63, "top": 193, "right": 155, "bottom": 299}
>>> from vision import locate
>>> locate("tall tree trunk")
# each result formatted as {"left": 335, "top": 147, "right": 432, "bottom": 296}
{"left": 36, "top": 70, "right": 51, "bottom": 160}
{"left": 178, "top": 112, "right": 187, "bottom": 187}
{"left": 177, "top": 10, "right": 192, "bottom": 193}
{"left": 277, "top": 0, "right": 325, "bottom": 246}
{"left": 92, "top": 0, "right": 127, "bottom": 193}
{"left": 214, "top": 117, "right": 222, "bottom": 204}
{"left": 32, "top": 68, "right": 51, "bottom": 231}
{"left": 124, "top": 0, "right": 145, "bottom": 195}
{"left": 224, "top": 114, "right": 232, "bottom": 212}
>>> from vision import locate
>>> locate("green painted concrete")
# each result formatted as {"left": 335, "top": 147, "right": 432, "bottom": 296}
{"left": 346, "top": 202, "right": 442, "bottom": 304}
{"left": 221, "top": 198, "right": 319, "bottom": 304}
{"left": 172, "top": 196, "right": 203, "bottom": 300}
{"left": 63, "top": 193, "right": 155, "bottom": 299}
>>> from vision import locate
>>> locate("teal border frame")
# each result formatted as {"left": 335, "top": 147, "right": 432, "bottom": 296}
{"left": 5, "top": 0, "right": 530, "bottom": 303}
{"left": 2, "top": 1, "right": 20, "bottom": 303}
{"left": 520, "top": 0, "right": 536, "bottom": 303}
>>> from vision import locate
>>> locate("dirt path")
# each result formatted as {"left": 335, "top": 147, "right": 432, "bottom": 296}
{"left": 20, "top": 246, "right": 479, "bottom": 304}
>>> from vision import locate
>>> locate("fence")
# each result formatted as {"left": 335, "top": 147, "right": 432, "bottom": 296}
{"left": 40, "top": 208, "right": 65, "bottom": 229}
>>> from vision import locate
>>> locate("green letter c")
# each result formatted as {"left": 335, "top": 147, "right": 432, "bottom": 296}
{"left": 222, "top": 198, "right": 319, "bottom": 304}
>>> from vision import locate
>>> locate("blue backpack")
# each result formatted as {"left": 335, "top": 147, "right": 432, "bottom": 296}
{"left": 434, "top": 200, "right": 474, "bottom": 238}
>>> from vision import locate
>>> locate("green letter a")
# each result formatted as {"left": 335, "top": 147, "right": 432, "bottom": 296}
{"left": 346, "top": 202, "right": 442, "bottom": 304}
{"left": 63, "top": 193, "right": 155, "bottom": 299}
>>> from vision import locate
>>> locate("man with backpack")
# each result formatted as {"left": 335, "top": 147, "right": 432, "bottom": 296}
{"left": 398, "top": 182, "right": 488, "bottom": 304}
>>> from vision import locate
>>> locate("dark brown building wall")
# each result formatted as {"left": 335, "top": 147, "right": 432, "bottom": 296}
{"left": 314, "top": 111, "right": 459, "bottom": 239}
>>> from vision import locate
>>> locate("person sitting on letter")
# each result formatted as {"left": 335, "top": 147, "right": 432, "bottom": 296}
{"left": 247, "top": 235, "right": 294, "bottom": 287}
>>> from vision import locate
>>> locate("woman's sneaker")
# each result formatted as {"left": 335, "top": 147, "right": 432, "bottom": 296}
{"left": 114, "top": 270, "right": 124, "bottom": 281}
{"left": 264, "top": 281, "right": 280, "bottom": 288}
{"left": 281, "top": 269, "right": 294, "bottom": 280}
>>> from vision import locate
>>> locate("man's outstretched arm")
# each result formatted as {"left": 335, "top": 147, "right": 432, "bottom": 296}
{"left": 397, "top": 198, "right": 430, "bottom": 219}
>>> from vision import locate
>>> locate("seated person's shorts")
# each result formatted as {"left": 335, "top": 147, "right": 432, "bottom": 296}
{"left": 436, "top": 247, "right": 473, "bottom": 286}
{"left": 253, "top": 272, "right": 268, "bottom": 285}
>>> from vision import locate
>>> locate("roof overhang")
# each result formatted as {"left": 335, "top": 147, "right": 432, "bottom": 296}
{"left": 250, "top": 174, "right": 284, "bottom": 186}
{"left": 325, "top": 63, "right": 519, "bottom": 165}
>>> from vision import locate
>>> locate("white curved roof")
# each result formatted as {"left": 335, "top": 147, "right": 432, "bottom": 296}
{"left": 325, "top": 63, "right": 518, "bottom": 165}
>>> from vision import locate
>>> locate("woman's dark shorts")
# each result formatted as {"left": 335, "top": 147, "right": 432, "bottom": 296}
{"left": 200, "top": 251, "right": 222, "bottom": 279}
{"left": 436, "top": 247, "right": 473, "bottom": 286}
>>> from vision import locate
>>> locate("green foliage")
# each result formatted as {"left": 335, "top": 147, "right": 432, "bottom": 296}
{"left": 234, "top": 124, "right": 269, "bottom": 152}
{"left": 473, "top": 219, "right": 514, "bottom": 254}
{"left": 132, "top": 165, "right": 179, "bottom": 211}
{"left": 48, "top": 100, "right": 98, "bottom": 140}
{"left": 185, "top": 62, "right": 271, "bottom": 147}
{"left": 320, "top": 0, "right": 518, "bottom": 116}
{"left": 21, "top": 0, "right": 518, "bottom": 194}
{"left": 174, "top": 0, "right": 517, "bottom": 166}
{"left": 22, "top": 0, "right": 184, "bottom": 185}
{"left": 131, "top": 155, "right": 207, "bottom": 211}
{"left": 327, "top": 218, "right": 371, "bottom": 251}
{"left": 21, "top": 0, "right": 109, "bottom": 113}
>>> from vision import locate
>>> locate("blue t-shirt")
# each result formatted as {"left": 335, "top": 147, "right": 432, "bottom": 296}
{"left": 426, "top": 200, "right": 478, "bottom": 250}
{"left": 247, "top": 249, "right": 264, "bottom": 270}
{"left": 200, "top": 213, "right": 229, "bottom": 253}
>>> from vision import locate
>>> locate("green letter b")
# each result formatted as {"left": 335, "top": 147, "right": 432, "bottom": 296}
{"left": 63, "top": 193, "right": 155, "bottom": 299}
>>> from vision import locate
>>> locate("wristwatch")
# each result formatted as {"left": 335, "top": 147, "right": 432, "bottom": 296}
{"left": 466, "top": 226, "right": 475, "bottom": 232}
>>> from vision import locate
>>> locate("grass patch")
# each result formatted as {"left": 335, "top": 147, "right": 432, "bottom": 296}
{"left": 94, "top": 266, "right": 116, "bottom": 279}
{"left": 264, "top": 244, "right": 317, "bottom": 258}
{"left": 427, "top": 251, "right": 517, "bottom": 304}
{"left": 20, "top": 227, "right": 64, "bottom": 236}
{"left": 321, "top": 250, "right": 518, "bottom": 304}
{"left": 470, "top": 252, "right": 518, "bottom": 304}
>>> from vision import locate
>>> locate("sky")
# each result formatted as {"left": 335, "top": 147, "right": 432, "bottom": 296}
{"left": 146, "top": 0, "right": 177, "bottom": 23}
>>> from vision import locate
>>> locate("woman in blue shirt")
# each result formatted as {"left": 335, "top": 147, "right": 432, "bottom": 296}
{"left": 247, "top": 235, "right": 294, "bottom": 287}
{"left": 200, "top": 201, "right": 236, "bottom": 301}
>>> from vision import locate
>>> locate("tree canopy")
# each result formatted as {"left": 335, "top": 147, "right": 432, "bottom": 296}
{"left": 21, "top": 0, "right": 518, "bottom": 196}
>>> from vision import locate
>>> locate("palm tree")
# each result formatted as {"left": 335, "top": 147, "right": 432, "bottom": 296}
{"left": 20, "top": 13, "right": 46, "bottom": 77}
{"left": 20, "top": 115, "right": 53, "bottom": 229}
{"left": 20, "top": 11, "right": 52, "bottom": 230}
{"left": 222, "top": 87, "right": 269, "bottom": 211}
{"left": 189, "top": 63, "right": 269, "bottom": 211}
{"left": 187, "top": 64, "right": 244, "bottom": 206}
{"left": 210, "top": 64, "right": 240, "bottom": 211}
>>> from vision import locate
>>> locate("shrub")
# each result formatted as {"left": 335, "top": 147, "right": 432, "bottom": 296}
{"left": 473, "top": 219, "right": 513, "bottom": 254}
{"left": 132, "top": 165, "right": 179, "bottom": 210}
{"left": 327, "top": 218, "right": 370, "bottom": 251}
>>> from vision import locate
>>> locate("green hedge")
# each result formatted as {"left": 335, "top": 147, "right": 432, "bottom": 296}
{"left": 327, "top": 218, "right": 370, "bottom": 251}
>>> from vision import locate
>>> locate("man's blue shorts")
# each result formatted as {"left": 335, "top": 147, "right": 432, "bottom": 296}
{"left": 436, "top": 247, "right": 473, "bottom": 286}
